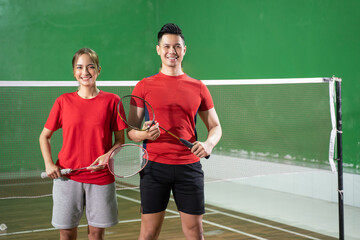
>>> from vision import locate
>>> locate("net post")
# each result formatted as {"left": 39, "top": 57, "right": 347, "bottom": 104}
{"left": 334, "top": 77, "right": 344, "bottom": 240}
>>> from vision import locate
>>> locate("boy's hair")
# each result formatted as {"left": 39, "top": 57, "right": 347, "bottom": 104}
{"left": 157, "top": 23, "right": 185, "bottom": 44}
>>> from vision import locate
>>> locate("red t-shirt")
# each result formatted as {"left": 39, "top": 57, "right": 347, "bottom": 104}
{"left": 132, "top": 72, "right": 214, "bottom": 164}
{"left": 45, "top": 90, "right": 127, "bottom": 185}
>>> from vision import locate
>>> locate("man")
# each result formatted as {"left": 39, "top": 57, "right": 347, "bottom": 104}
{"left": 128, "top": 23, "right": 222, "bottom": 240}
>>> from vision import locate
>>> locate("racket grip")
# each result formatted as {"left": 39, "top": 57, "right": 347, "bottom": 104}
{"left": 179, "top": 138, "right": 194, "bottom": 149}
{"left": 40, "top": 169, "right": 71, "bottom": 179}
{"left": 179, "top": 138, "right": 210, "bottom": 159}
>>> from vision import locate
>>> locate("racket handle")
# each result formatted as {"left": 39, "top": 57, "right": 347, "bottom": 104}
{"left": 179, "top": 138, "right": 194, "bottom": 149}
{"left": 40, "top": 172, "right": 48, "bottom": 179}
{"left": 179, "top": 138, "right": 210, "bottom": 159}
{"left": 40, "top": 169, "right": 71, "bottom": 179}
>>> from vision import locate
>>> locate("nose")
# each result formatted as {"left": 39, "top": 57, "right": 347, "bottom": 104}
{"left": 169, "top": 46, "right": 176, "bottom": 54}
{"left": 82, "top": 67, "right": 90, "bottom": 75}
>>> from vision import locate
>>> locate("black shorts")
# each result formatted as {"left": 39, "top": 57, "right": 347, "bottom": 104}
{"left": 140, "top": 161, "right": 205, "bottom": 215}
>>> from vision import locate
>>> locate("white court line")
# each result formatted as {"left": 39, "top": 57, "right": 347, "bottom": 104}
{"left": 0, "top": 192, "right": 321, "bottom": 239}
{"left": 118, "top": 192, "right": 267, "bottom": 239}
{"left": 0, "top": 181, "right": 51, "bottom": 187}
{"left": 202, "top": 219, "right": 267, "bottom": 240}
{"left": 126, "top": 188, "right": 321, "bottom": 239}
{"left": 0, "top": 227, "right": 58, "bottom": 236}
{"left": 205, "top": 208, "right": 322, "bottom": 240}
{"left": 0, "top": 192, "right": 263, "bottom": 238}
{"left": 116, "top": 193, "right": 141, "bottom": 204}
{"left": 119, "top": 189, "right": 321, "bottom": 239}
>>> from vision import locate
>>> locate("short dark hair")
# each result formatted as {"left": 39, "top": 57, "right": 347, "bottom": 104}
{"left": 157, "top": 23, "right": 185, "bottom": 44}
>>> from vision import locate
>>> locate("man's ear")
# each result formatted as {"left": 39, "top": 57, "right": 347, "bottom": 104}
{"left": 156, "top": 45, "right": 160, "bottom": 55}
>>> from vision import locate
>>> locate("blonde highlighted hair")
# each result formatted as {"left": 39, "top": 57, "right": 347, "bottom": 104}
{"left": 72, "top": 48, "right": 100, "bottom": 74}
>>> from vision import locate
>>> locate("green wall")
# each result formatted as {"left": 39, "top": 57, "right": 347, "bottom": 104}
{"left": 0, "top": 0, "right": 159, "bottom": 80}
{"left": 0, "top": 0, "right": 359, "bottom": 173}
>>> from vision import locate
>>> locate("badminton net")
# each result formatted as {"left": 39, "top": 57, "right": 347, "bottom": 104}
{"left": 0, "top": 78, "right": 337, "bottom": 199}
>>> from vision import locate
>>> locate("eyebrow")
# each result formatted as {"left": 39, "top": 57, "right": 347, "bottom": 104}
{"left": 162, "top": 43, "right": 182, "bottom": 46}
{"left": 76, "top": 63, "right": 95, "bottom": 67}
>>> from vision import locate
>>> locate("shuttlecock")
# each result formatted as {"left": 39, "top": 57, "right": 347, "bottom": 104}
{"left": 0, "top": 223, "right": 7, "bottom": 231}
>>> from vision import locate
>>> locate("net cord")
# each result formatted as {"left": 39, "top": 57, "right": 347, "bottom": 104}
{"left": 0, "top": 78, "right": 327, "bottom": 87}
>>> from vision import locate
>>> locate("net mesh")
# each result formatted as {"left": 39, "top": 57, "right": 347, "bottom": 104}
{"left": 0, "top": 79, "right": 334, "bottom": 199}
{"left": 204, "top": 83, "right": 332, "bottom": 166}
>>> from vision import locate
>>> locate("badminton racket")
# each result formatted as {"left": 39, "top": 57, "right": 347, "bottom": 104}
{"left": 117, "top": 95, "right": 209, "bottom": 159}
{"left": 41, "top": 143, "right": 148, "bottom": 179}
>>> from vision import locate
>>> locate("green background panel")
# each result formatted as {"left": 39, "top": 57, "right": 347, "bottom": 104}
{"left": 0, "top": 0, "right": 359, "bottom": 174}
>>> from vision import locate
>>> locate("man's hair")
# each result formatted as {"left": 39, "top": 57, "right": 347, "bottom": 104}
{"left": 157, "top": 23, "right": 185, "bottom": 44}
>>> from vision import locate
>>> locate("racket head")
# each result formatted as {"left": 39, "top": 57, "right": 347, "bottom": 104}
{"left": 107, "top": 143, "right": 149, "bottom": 178}
{"left": 117, "top": 95, "right": 155, "bottom": 131}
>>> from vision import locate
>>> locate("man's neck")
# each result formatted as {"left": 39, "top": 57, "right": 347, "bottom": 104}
{"left": 160, "top": 65, "right": 184, "bottom": 76}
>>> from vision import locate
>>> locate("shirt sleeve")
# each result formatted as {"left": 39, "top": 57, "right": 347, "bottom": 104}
{"left": 132, "top": 79, "right": 145, "bottom": 98}
{"left": 199, "top": 81, "right": 214, "bottom": 111}
{"left": 44, "top": 98, "right": 62, "bottom": 131}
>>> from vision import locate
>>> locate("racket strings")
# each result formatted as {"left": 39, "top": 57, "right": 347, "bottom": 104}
{"left": 109, "top": 144, "right": 148, "bottom": 178}
{"left": 118, "top": 95, "right": 155, "bottom": 131}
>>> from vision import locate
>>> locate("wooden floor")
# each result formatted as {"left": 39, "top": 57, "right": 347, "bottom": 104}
{"left": 0, "top": 187, "right": 337, "bottom": 240}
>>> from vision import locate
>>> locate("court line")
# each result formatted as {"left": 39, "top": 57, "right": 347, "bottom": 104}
{"left": 126, "top": 189, "right": 322, "bottom": 239}
{"left": 0, "top": 192, "right": 321, "bottom": 239}
{"left": 0, "top": 214, "right": 218, "bottom": 237}
{"left": 0, "top": 193, "right": 264, "bottom": 239}
{"left": 126, "top": 188, "right": 322, "bottom": 239}
{"left": 0, "top": 217, "right": 184, "bottom": 237}
{"left": 117, "top": 193, "right": 267, "bottom": 239}
{"left": 0, "top": 181, "right": 51, "bottom": 187}
{"left": 202, "top": 219, "right": 267, "bottom": 240}
{"left": 121, "top": 191, "right": 270, "bottom": 239}
{"left": 204, "top": 207, "right": 322, "bottom": 240}
{"left": 120, "top": 189, "right": 324, "bottom": 239}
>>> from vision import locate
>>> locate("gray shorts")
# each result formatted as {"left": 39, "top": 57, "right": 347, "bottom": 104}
{"left": 52, "top": 177, "right": 118, "bottom": 229}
